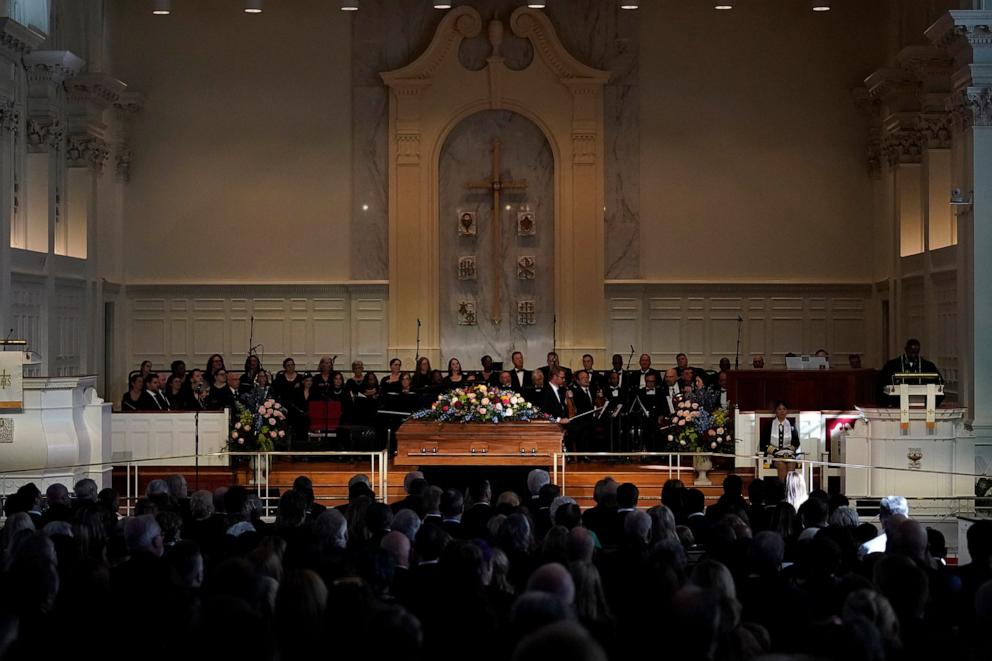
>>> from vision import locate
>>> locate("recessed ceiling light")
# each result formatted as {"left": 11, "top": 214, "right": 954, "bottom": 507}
{"left": 152, "top": 0, "right": 171, "bottom": 15}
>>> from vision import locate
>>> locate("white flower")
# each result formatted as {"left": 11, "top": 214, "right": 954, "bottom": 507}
{"left": 258, "top": 406, "right": 266, "bottom": 414}
{"left": 710, "top": 441, "right": 717, "bottom": 449}
{"left": 716, "top": 427, "right": 725, "bottom": 434}
{"left": 231, "top": 431, "right": 238, "bottom": 439}
{"left": 679, "top": 439, "right": 687, "bottom": 446}
{"left": 481, "top": 398, "right": 490, "bottom": 405}
{"left": 667, "top": 434, "right": 674, "bottom": 441}
{"left": 268, "top": 417, "right": 277, "bottom": 425}
{"left": 238, "top": 438, "right": 244, "bottom": 445}
{"left": 235, "top": 422, "right": 242, "bottom": 429}
{"left": 278, "top": 430, "right": 285, "bottom": 438}
{"left": 691, "top": 403, "right": 699, "bottom": 410}
{"left": 273, "top": 403, "right": 281, "bottom": 409}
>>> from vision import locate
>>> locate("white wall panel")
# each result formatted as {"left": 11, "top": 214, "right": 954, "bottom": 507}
{"left": 607, "top": 284, "right": 872, "bottom": 371}
{"left": 124, "top": 286, "right": 387, "bottom": 391}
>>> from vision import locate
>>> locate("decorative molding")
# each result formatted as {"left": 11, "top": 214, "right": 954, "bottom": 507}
{"left": 380, "top": 7, "right": 481, "bottom": 84}
{"left": 396, "top": 132, "right": 421, "bottom": 165}
{"left": 0, "top": 17, "right": 46, "bottom": 62}
{"left": 115, "top": 148, "right": 132, "bottom": 183}
{"left": 516, "top": 255, "right": 536, "bottom": 280}
{"left": 925, "top": 11, "right": 992, "bottom": 56}
{"left": 22, "top": 50, "right": 84, "bottom": 85}
{"left": 509, "top": 8, "right": 610, "bottom": 84}
{"left": 457, "top": 256, "right": 477, "bottom": 281}
{"left": 64, "top": 73, "right": 126, "bottom": 110}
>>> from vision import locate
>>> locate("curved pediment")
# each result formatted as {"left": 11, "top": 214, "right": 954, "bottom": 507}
{"left": 381, "top": 6, "right": 608, "bottom": 87}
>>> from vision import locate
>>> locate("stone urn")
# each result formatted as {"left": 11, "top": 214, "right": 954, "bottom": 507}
{"left": 693, "top": 454, "right": 713, "bottom": 486}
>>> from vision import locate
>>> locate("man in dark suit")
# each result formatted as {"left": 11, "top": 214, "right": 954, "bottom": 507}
{"left": 540, "top": 367, "right": 570, "bottom": 421}
{"left": 659, "top": 368, "right": 679, "bottom": 419}
{"left": 508, "top": 351, "right": 531, "bottom": 392}
{"left": 608, "top": 353, "right": 633, "bottom": 393}
{"left": 633, "top": 373, "right": 663, "bottom": 450}
{"left": 580, "top": 354, "right": 606, "bottom": 392}
{"left": 438, "top": 488, "right": 465, "bottom": 539}
{"left": 138, "top": 373, "right": 171, "bottom": 411}
{"left": 684, "top": 488, "right": 710, "bottom": 544}
{"left": 878, "top": 338, "right": 944, "bottom": 407}
{"left": 461, "top": 479, "right": 494, "bottom": 539}
{"left": 539, "top": 352, "right": 573, "bottom": 385}
{"left": 675, "top": 353, "right": 702, "bottom": 378}
{"left": 567, "top": 369, "right": 597, "bottom": 454}
{"left": 633, "top": 354, "right": 660, "bottom": 390}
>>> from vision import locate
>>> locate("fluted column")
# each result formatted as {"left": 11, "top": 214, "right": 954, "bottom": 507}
{"left": 927, "top": 10, "right": 992, "bottom": 437}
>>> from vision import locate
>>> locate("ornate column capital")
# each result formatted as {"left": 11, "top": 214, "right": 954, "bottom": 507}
{"left": 883, "top": 128, "right": 924, "bottom": 166}
{"left": 23, "top": 50, "right": 85, "bottom": 87}
{"left": 65, "top": 134, "right": 110, "bottom": 172}
{"left": 0, "top": 97, "right": 19, "bottom": 135}
{"left": 26, "top": 117, "right": 63, "bottom": 153}
{"left": 948, "top": 86, "right": 992, "bottom": 129}
{"left": 0, "top": 17, "right": 45, "bottom": 64}
{"left": 112, "top": 91, "right": 144, "bottom": 182}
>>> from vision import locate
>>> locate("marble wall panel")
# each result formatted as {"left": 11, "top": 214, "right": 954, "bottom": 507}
{"left": 438, "top": 109, "right": 554, "bottom": 366}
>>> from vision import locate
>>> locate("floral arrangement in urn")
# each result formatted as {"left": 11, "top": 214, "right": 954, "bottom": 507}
{"left": 230, "top": 398, "right": 290, "bottom": 451}
{"left": 410, "top": 384, "right": 548, "bottom": 424}
{"left": 663, "top": 395, "right": 735, "bottom": 454}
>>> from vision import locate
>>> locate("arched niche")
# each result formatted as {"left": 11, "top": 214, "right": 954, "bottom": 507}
{"left": 382, "top": 6, "right": 609, "bottom": 367}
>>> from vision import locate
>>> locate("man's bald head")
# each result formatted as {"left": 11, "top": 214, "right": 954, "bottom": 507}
{"left": 381, "top": 531, "right": 411, "bottom": 569}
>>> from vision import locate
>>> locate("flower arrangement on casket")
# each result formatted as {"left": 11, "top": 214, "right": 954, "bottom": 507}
{"left": 229, "top": 398, "right": 290, "bottom": 451}
{"left": 663, "top": 395, "right": 735, "bottom": 454}
{"left": 410, "top": 384, "right": 549, "bottom": 424}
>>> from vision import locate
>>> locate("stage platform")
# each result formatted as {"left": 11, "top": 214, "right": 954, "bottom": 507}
{"left": 112, "top": 458, "right": 753, "bottom": 509}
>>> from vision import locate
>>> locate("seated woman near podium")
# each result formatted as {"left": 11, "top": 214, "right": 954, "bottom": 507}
{"left": 761, "top": 401, "right": 801, "bottom": 481}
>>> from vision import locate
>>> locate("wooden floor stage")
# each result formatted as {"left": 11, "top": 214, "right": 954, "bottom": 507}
{"left": 112, "top": 458, "right": 753, "bottom": 509}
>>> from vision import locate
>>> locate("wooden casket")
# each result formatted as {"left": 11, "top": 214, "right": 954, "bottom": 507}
{"left": 394, "top": 420, "right": 565, "bottom": 466}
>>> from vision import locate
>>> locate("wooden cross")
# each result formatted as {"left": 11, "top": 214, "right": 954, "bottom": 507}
{"left": 465, "top": 138, "right": 527, "bottom": 324}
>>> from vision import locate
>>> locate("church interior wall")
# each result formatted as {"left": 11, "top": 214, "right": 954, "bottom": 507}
{"left": 637, "top": 0, "right": 884, "bottom": 283}
{"left": 109, "top": 0, "right": 354, "bottom": 285}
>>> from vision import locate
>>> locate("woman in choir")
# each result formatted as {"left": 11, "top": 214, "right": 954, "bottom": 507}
{"left": 761, "top": 400, "right": 801, "bottom": 481}
{"left": 346, "top": 361, "right": 365, "bottom": 396}
{"left": 443, "top": 358, "right": 467, "bottom": 388}
{"left": 207, "top": 368, "right": 235, "bottom": 411}
{"left": 412, "top": 357, "right": 432, "bottom": 390}
{"left": 272, "top": 358, "right": 303, "bottom": 405}
{"left": 328, "top": 371, "right": 352, "bottom": 423}
{"left": 121, "top": 373, "right": 145, "bottom": 412}
{"left": 205, "top": 354, "right": 226, "bottom": 382}
{"left": 381, "top": 358, "right": 404, "bottom": 394}
{"left": 312, "top": 357, "right": 336, "bottom": 400}
{"left": 352, "top": 372, "right": 380, "bottom": 426}
{"left": 239, "top": 355, "right": 262, "bottom": 394}
{"left": 184, "top": 369, "right": 208, "bottom": 410}
{"left": 165, "top": 374, "right": 186, "bottom": 411}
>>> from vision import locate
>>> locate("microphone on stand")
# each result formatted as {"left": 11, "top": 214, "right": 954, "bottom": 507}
{"left": 2, "top": 328, "right": 13, "bottom": 350}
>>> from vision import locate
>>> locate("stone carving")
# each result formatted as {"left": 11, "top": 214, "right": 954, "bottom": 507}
{"left": 517, "top": 255, "right": 536, "bottom": 280}
{"left": 457, "top": 300, "right": 477, "bottom": 326}
{"left": 949, "top": 87, "right": 992, "bottom": 130}
{"left": 26, "top": 118, "right": 63, "bottom": 152}
{"left": 0, "top": 99, "right": 19, "bottom": 135}
{"left": 458, "top": 210, "right": 477, "bottom": 236}
{"left": 457, "top": 256, "right": 477, "bottom": 280}
{"left": 517, "top": 210, "right": 535, "bottom": 236}
{"left": 883, "top": 129, "right": 924, "bottom": 166}
{"left": 919, "top": 114, "right": 953, "bottom": 148}
{"left": 66, "top": 135, "right": 111, "bottom": 171}
{"left": 517, "top": 300, "right": 536, "bottom": 326}
{"left": 0, "top": 418, "right": 13, "bottom": 444}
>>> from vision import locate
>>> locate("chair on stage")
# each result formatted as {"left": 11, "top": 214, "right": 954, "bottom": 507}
{"left": 308, "top": 400, "right": 343, "bottom": 453}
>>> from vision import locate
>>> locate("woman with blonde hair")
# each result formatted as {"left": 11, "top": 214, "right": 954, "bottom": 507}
{"left": 785, "top": 470, "right": 808, "bottom": 511}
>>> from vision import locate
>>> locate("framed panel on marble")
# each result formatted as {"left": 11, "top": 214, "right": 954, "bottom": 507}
{"left": 457, "top": 300, "right": 477, "bottom": 326}
{"left": 517, "top": 210, "right": 535, "bottom": 236}
{"left": 517, "top": 255, "right": 536, "bottom": 280}
{"left": 457, "top": 256, "right": 477, "bottom": 280}
{"left": 517, "top": 300, "right": 536, "bottom": 326}
{"left": 458, "top": 210, "right": 477, "bottom": 236}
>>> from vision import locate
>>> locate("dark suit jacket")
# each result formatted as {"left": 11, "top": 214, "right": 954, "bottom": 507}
{"left": 509, "top": 368, "right": 532, "bottom": 392}
{"left": 540, "top": 384, "right": 568, "bottom": 418}
{"left": 570, "top": 385, "right": 595, "bottom": 415}
{"left": 461, "top": 503, "right": 495, "bottom": 539}
{"left": 440, "top": 518, "right": 466, "bottom": 540}
{"left": 879, "top": 356, "right": 944, "bottom": 406}
{"left": 630, "top": 368, "right": 661, "bottom": 390}
{"left": 206, "top": 385, "right": 236, "bottom": 411}
{"left": 137, "top": 390, "right": 171, "bottom": 411}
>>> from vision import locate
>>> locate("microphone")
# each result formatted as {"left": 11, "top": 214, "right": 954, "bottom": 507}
{"left": 737, "top": 314, "right": 743, "bottom": 322}
{"left": 630, "top": 345, "right": 634, "bottom": 353}
{"left": 417, "top": 318, "right": 421, "bottom": 327}
{"left": 3, "top": 328, "right": 13, "bottom": 343}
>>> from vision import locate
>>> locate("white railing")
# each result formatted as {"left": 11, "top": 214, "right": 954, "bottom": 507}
{"left": 1, "top": 450, "right": 389, "bottom": 518}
